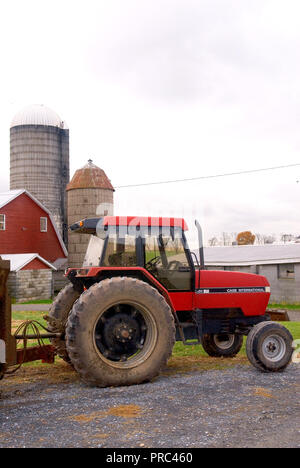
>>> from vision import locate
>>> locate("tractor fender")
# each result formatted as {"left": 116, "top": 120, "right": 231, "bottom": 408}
{"left": 74, "top": 266, "right": 177, "bottom": 314}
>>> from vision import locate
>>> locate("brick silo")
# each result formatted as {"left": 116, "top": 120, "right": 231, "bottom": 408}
{"left": 67, "top": 160, "right": 114, "bottom": 268}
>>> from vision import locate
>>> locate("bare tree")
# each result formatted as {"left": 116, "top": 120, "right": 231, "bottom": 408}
{"left": 255, "top": 233, "right": 264, "bottom": 245}
{"left": 255, "top": 233, "right": 276, "bottom": 244}
{"left": 208, "top": 237, "right": 219, "bottom": 246}
{"left": 263, "top": 235, "right": 275, "bottom": 244}
{"left": 222, "top": 232, "right": 232, "bottom": 246}
{"left": 281, "top": 234, "right": 293, "bottom": 243}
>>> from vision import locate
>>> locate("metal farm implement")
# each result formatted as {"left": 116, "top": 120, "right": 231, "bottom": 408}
{"left": 0, "top": 257, "right": 57, "bottom": 379}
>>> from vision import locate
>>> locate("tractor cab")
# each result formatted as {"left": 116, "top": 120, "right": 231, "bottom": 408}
{"left": 67, "top": 215, "right": 271, "bottom": 319}
{"left": 70, "top": 216, "right": 194, "bottom": 291}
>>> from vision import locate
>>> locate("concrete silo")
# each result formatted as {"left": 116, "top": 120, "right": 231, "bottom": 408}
{"left": 67, "top": 160, "right": 114, "bottom": 268}
{"left": 10, "top": 104, "right": 69, "bottom": 242}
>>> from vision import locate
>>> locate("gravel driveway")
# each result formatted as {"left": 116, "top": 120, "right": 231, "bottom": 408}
{"left": 0, "top": 362, "right": 299, "bottom": 448}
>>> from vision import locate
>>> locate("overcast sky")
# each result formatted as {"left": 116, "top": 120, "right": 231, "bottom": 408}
{"left": 0, "top": 0, "right": 300, "bottom": 246}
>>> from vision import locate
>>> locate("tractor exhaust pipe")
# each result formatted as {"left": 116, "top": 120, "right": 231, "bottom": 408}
{"left": 195, "top": 220, "right": 205, "bottom": 269}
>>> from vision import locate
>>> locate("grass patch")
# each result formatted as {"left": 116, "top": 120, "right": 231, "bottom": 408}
{"left": 18, "top": 299, "right": 53, "bottom": 305}
{"left": 12, "top": 310, "right": 48, "bottom": 324}
{"left": 281, "top": 321, "right": 300, "bottom": 338}
{"left": 268, "top": 303, "right": 300, "bottom": 310}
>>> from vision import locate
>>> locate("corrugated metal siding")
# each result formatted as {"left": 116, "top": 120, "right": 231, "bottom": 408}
{"left": 196, "top": 244, "right": 300, "bottom": 265}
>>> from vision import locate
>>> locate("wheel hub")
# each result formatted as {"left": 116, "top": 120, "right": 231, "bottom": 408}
{"left": 262, "top": 335, "right": 286, "bottom": 362}
{"left": 103, "top": 313, "right": 140, "bottom": 347}
{"left": 114, "top": 322, "right": 134, "bottom": 342}
{"left": 95, "top": 308, "right": 148, "bottom": 362}
{"left": 266, "top": 341, "right": 277, "bottom": 353}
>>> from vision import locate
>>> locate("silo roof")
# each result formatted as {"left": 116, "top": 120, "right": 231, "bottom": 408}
{"left": 10, "top": 104, "right": 68, "bottom": 129}
{"left": 67, "top": 160, "right": 114, "bottom": 191}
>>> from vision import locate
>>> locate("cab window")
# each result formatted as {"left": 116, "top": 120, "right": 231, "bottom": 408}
{"left": 102, "top": 234, "right": 137, "bottom": 267}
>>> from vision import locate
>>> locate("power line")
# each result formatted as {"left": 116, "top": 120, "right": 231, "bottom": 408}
{"left": 115, "top": 162, "right": 300, "bottom": 189}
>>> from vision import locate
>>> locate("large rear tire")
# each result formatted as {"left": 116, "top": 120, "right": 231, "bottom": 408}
{"left": 47, "top": 284, "right": 82, "bottom": 363}
{"left": 65, "top": 277, "right": 175, "bottom": 387}
{"left": 202, "top": 333, "right": 243, "bottom": 357}
{"left": 246, "top": 321, "right": 293, "bottom": 372}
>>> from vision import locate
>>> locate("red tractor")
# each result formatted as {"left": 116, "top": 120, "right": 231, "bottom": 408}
{"left": 48, "top": 216, "right": 293, "bottom": 387}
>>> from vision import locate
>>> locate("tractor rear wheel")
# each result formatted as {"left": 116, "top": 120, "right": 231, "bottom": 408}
{"left": 246, "top": 321, "right": 293, "bottom": 372}
{"left": 65, "top": 277, "right": 175, "bottom": 387}
{"left": 47, "top": 284, "right": 82, "bottom": 363}
{"left": 202, "top": 333, "right": 243, "bottom": 357}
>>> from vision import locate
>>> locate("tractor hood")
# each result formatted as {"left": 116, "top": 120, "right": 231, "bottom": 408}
{"left": 195, "top": 269, "right": 270, "bottom": 316}
{"left": 198, "top": 269, "right": 270, "bottom": 290}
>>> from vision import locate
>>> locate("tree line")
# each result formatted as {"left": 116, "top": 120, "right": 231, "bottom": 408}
{"left": 208, "top": 231, "right": 300, "bottom": 246}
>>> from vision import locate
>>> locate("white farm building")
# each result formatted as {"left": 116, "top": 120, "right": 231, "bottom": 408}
{"left": 200, "top": 244, "right": 300, "bottom": 303}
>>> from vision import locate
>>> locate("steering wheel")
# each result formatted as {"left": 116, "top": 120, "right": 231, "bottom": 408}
{"left": 145, "top": 256, "right": 161, "bottom": 270}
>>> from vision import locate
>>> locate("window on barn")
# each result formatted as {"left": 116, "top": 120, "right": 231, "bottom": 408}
{"left": 278, "top": 264, "right": 295, "bottom": 279}
{"left": 40, "top": 217, "right": 47, "bottom": 232}
{"left": 0, "top": 214, "right": 5, "bottom": 230}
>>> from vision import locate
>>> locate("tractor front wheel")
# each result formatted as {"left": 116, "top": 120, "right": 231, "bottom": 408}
{"left": 65, "top": 277, "right": 175, "bottom": 387}
{"left": 246, "top": 321, "right": 293, "bottom": 372}
{"left": 201, "top": 333, "right": 243, "bottom": 357}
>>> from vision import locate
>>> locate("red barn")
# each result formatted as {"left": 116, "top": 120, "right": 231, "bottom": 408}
{"left": 0, "top": 189, "right": 67, "bottom": 265}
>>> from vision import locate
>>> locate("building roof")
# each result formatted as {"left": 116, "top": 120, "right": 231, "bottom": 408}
{"left": 0, "top": 190, "right": 24, "bottom": 209}
{"left": 1, "top": 254, "right": 56, "bottom": 272}
{"left": 10, "top": 104, "right": 67, "bottom": 129}
{"left": 200, "top": 244, "right": 300, "bottom": 266}
{"left": 67, "top": 160, "right": 114, "bottom": 191}
{"left": 0, "top": 189, "right": 68, "bottom": 257}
